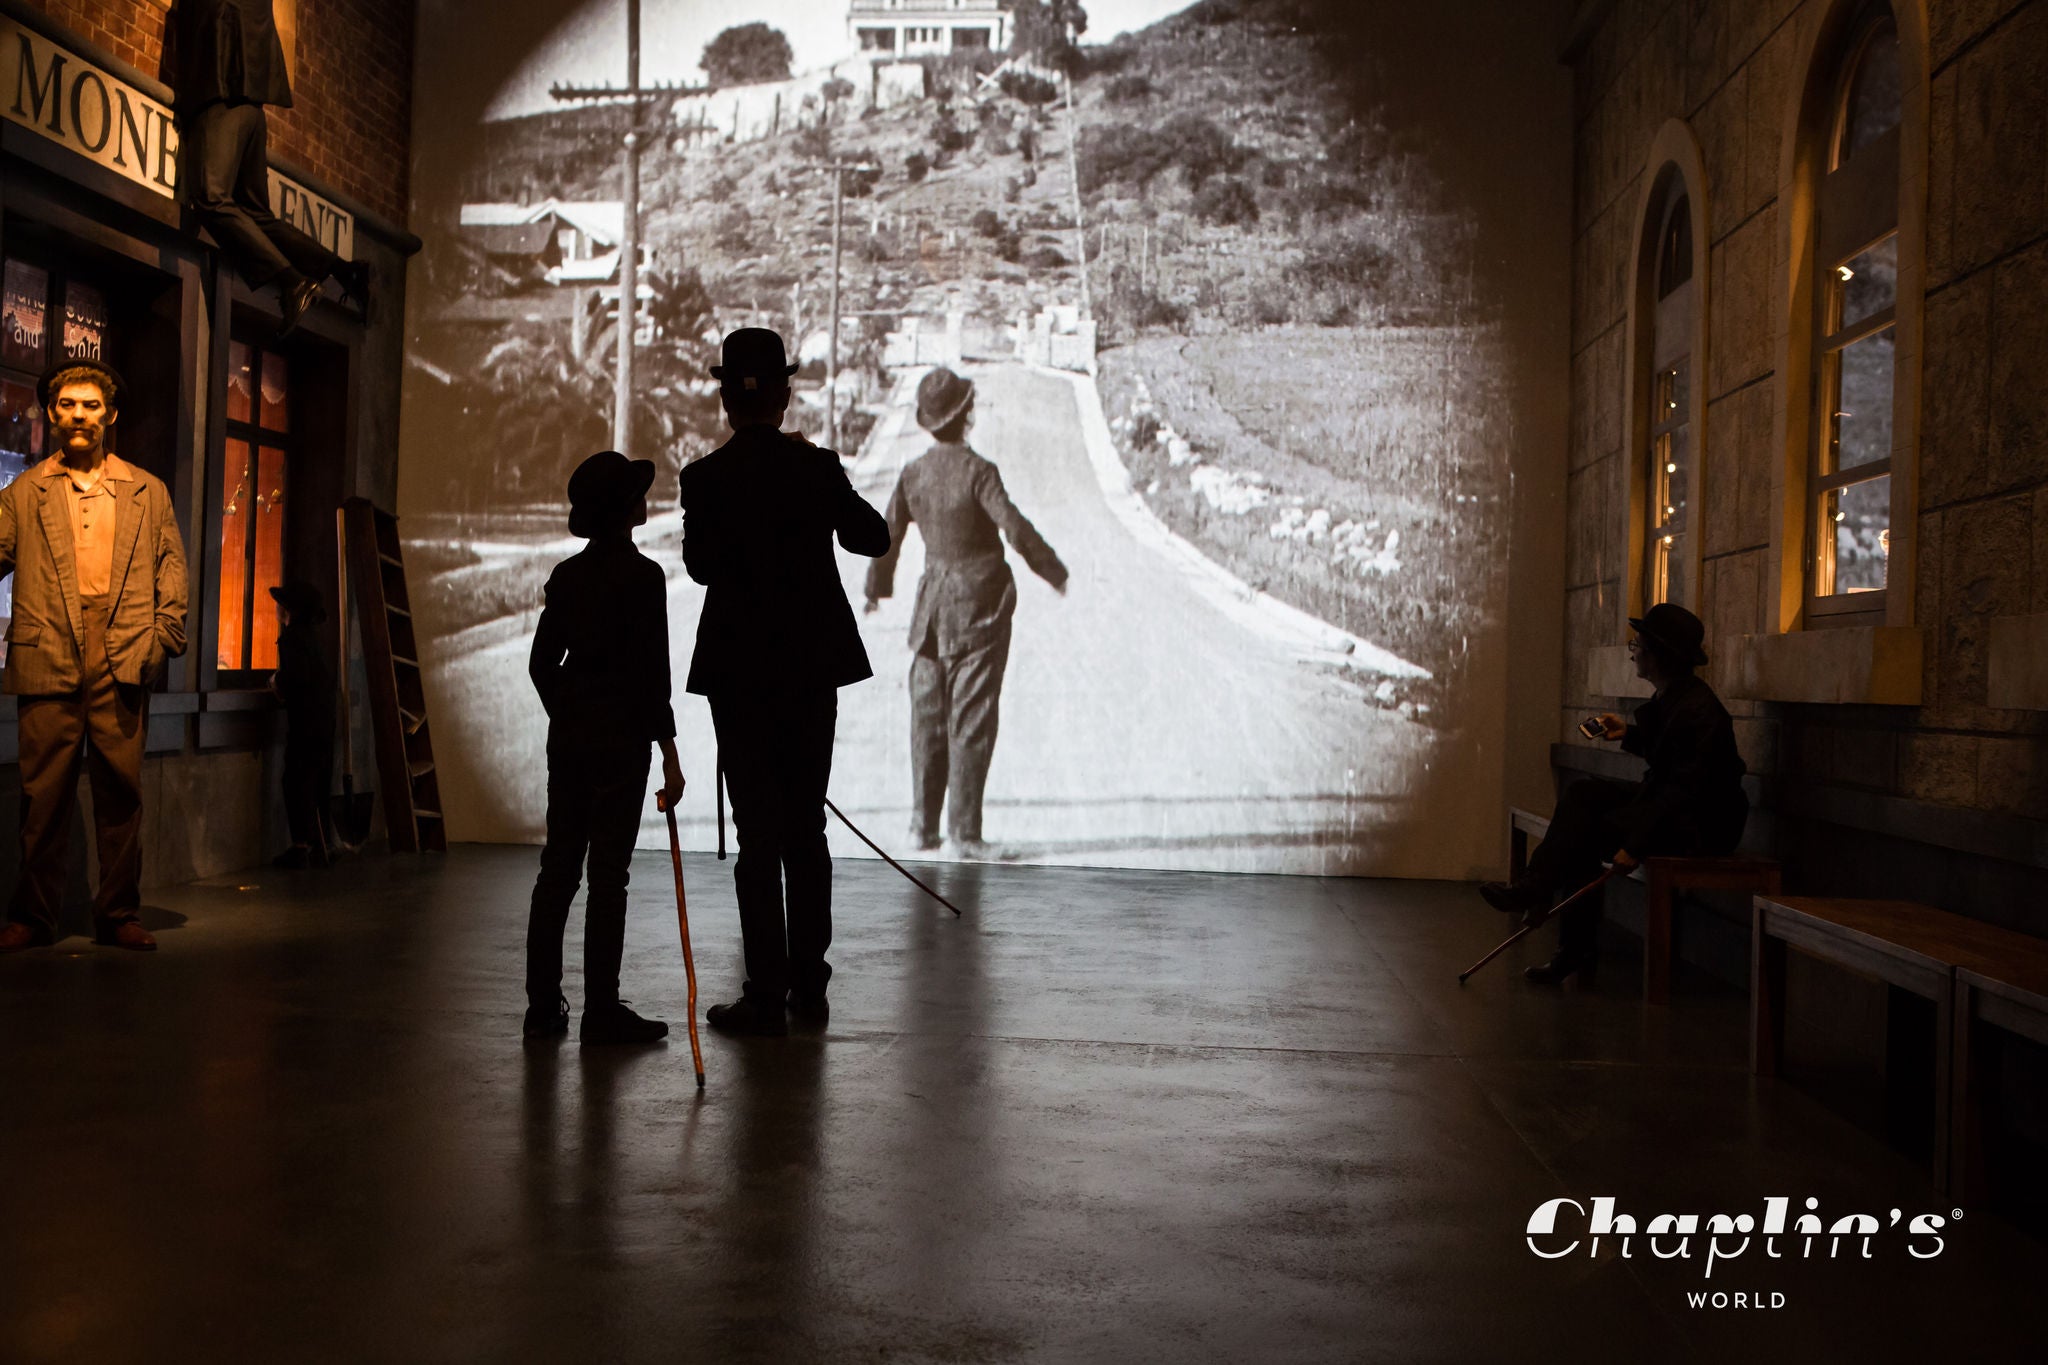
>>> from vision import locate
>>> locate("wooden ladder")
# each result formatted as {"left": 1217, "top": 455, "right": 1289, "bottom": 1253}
{"left": 342, "top": 497, "right": 446, "bottom": 852}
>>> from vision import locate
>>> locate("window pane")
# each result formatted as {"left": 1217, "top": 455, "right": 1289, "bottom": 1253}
{"left": 250, "top": 446, "right": 288, "bottom": 670}
{"left": 1659, "top": 530, "right": 1688, "bottom": 609}
{"left": 1822, "top": 476, "right": 1890, "bottom": 595}
{"left": 1833, "top": 234, "right": 1897, "bottom": 333}
{"left": 1825, "top": 327, "right": 1895, "bottom": 473}
{"left": 227, "top": 341, "right": 255, "bottom": 425}
{"left": 259, "top": 351, "right": 289, "bottom": 432}
{"left": 2, "top": 261, "right": 49, "bottom": 371}
{"left": 0, "top": 378, "right": 43, "bottom": 664}
{"left": 61, "top": 283, "right": 107, "bottom": 362}
{"left": 1656, "top": 198, "right": 1693, "bottom": 298}
{"left": 218, "top": 439, "right": 253, "bottom": 670}
{"left": 1835, "top": 20, "right": 1901, "bottom": 169}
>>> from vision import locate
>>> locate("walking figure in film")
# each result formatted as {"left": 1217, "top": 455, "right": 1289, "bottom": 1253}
{"left": 0, "top": 360, "right": 188, "bottom": 954}
{"left": 1479, "top": 603, "right": 1748, "bottom": 984}
{"left": 864, "top": 368, "right": 1068, "bottom": 861}
{"left": 173, "top": 0, "right": 371, "bottom": 335}
{"left": 524, "top": 451, "right": 686, "bottom": 1044}
{"left": 679, "top": 329, "right": 891, "bottom": 1038}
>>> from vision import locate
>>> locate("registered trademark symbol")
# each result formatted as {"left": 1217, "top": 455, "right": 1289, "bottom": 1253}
{"left": 1952, "top": 1209, "right": 1964, "bottom": 1220}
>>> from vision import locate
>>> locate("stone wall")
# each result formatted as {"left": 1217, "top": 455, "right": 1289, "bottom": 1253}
{"left": 21, "top": 0, "right": 414, "bottom": 224}
{"left": 1564, "top": 0, "right": 2048, "bottom": 919}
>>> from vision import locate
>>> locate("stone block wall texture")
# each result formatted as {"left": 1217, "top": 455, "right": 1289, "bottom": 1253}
{"left": 22, "top": 0, "right": 414, "bottom": 225}
{"left": 1566, "top": 0, "right": 2048, "bottom": 909}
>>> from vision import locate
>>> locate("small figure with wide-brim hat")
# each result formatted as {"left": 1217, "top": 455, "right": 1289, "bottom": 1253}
{"left": 863, "top": 366, "right": 1069, "bottom": 862}
{"left": 1476, "top": 600, "right": 1749, "bottom": 985}
{"left": 522, "top": 449, "right": 686, "bottom": 1045}
{"left": 268, "top": 581, "right": 337, "bottom": 868}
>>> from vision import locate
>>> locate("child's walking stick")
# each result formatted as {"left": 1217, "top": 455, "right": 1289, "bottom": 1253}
{"left": 657, "top": 794, "right": 705, "bottom": 1088}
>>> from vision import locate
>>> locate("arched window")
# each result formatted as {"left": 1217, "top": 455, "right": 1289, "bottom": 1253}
{"left": 1646, "top": 191, "right": 1695, "bottom": 608}
{"left": 1807, "top": 8, "right": 1901, "bottom": 613}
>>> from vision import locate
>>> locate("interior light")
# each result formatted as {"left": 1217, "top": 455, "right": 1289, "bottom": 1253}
{"left": 1666, "top": 462, "right": 1677, "bottom": 474}
{"left": 1834, "top": 511, "right": 1846, "bottom": 522}
{"left": 1837, "top": 265, "right": 1854, "bottom": 281}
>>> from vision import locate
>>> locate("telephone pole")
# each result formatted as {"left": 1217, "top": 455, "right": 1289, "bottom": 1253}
{"left": 802, "top": 158, "right": 878, "bottom": 450}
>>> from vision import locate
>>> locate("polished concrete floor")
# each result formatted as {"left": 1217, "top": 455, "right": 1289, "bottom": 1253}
{"left": 1, "top": 847, "right": 2043, "bottom": 1363}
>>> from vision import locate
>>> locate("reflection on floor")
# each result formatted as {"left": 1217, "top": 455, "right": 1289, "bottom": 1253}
{"left": 0, "top": 848, "right": 2041, "bottom": 1361}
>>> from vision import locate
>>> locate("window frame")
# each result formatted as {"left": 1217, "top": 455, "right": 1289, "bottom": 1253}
{"left": 1618, "top": 123, "right": 1711, "bottom": 648}
{"left": 213, "top": 336, "right": 298, "bottom": 689}
{"left": 1766, "top": 0, "right": 1929, "bottom": 640}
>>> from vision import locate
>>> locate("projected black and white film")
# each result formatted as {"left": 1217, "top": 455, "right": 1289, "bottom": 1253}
{"left": 399, "top": 0, "right": 1536, "bottom": 876}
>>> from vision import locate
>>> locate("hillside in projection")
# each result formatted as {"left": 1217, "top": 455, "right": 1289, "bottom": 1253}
{"left": 398, "top": 0, "right": 1555, "bottom": 876}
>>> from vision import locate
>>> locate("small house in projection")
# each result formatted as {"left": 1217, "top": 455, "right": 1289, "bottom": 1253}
{"left": 848, "top": 0, "right": 1013, "bottom": 57}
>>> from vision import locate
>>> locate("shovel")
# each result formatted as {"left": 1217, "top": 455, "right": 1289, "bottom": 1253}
{"left": 329, "top": 508, "right": 376, "bottom": 848}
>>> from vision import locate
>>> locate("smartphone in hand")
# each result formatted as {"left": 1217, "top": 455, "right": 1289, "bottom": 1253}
{"left": 1578, "top": 716, "right": 1606, "bottom": 740}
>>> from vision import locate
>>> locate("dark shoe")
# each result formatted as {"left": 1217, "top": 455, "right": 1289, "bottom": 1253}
{"left": 788, "top": 993, "right": 830, "bottom": 1028}
{"left": 1479, "top": 880, "right": 1550, "bottom": 916}
{"left": 909, "top": 824, "right": 941, "bottom": 852}
{"left": 276, "top": 275, "right": 322, "bottom": 338}
{"left": 96, "top": 921, "right": 157, "bottom": 952}
{"left": 0, "top": 922, "right": 49, "bottom": 954}
{"left": 706, "top": 997, "right": 789, "bottom": 1038}
{"left": 272, "top": 845, "right": 312, "bottom": 869}
{"left": 1524, "top": 952, "right": 1594, "bottom": 986}
{"left": 524, "top": 994, "right": 570, "bottom": 1039}
{"left": 580, "top": 1000, "right": 669, "bottom": 1045}
{"left": 337, "top": 259, "right": 372, "bottom": 312}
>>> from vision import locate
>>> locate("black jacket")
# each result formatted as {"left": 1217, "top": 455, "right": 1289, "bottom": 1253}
{"left": 678, "top": 427, "right": 891, "bottom": 696}
{"left": 1619, "top": 672, "right": 1748, "bottom": 856}
{"left": 272, "top": 618, "right": 333, "bottom": 734}
{"left": 174, "top": 0, "right": 295, "bottom": 111}
{"left": 529, "top": 536, "right": 677, "bottom": 750}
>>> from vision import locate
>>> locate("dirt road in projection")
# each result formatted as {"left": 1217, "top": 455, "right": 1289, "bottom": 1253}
{"left": 417, "top": 362, "right": 1444, "bottom": 875}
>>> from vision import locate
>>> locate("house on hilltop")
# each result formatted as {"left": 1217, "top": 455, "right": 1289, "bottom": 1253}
{"left": 457, "top": 200, "right": 653, "bottom": 288}
{"left": 849, "top": 0, "right": 1012, "bottom": 57}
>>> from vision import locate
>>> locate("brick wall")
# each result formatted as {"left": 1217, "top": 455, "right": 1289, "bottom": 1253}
{"left": 1565, "top": 0, "right": 2048, "bottom": 911}
{"left": 21, "top": 0, "right": 414, "bottom": 225}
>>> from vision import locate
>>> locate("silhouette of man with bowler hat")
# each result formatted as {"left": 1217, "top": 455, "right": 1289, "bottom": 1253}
{"left": 1479, "top": 602, "right": 1748, "bottom": 984}
{"left": 678, "top": 328, "right": 891, "bottom": 1037}
{"left": 268, "top": 579, "right": 334, "bottom": 868}
{"left": 864, "top": 367, "right": 1067, "bottom": 860}
{"left": 524, "top": 451, "right": 685, "bottom": 1044}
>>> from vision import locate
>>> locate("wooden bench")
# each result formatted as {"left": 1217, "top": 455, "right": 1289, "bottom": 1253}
{"left": 1750, "top": 895, "right": 2048, "bottom": 1196}
{"left": 1949, "top": 937, "right": 2048, "bottom": 1206}
{"left": 1508, "top": 806, "right": 1780, "bottom": 1003}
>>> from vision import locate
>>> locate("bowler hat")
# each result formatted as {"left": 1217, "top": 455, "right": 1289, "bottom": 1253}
{"left": 567, "top": 449, "right": 657, "bottom": 538}
{"left": 269, "top": 581, "right": 328, "bottom": 624}
{"left": 38, "top": 356, "right": 126, "bottom": 409}
{"left": 1628, "top": 602, "right": 1709, "bottom": 668}
{"left": 710, "top": 327, "right": 799, "bottom": 390}
{"left": 916, "top": 367, "right": 975, "bottom": 433}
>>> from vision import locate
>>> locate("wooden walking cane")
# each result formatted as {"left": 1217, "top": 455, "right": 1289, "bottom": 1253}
{"left": 658, "top": 796, "right": 706, "bottom": 1088}
{"left": 1457, "top": 865, "right": 1622, "bottom": 986}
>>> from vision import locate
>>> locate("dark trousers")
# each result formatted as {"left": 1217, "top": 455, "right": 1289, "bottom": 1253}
{"left": 526, "top": 739, "right": 651, "bottom": 1008}
{"left": 1526, "top": 777, "right": 1744, "bottom": 957}
{"left": 909, "top": 622, "right": 1010, "bottom": 843}
{"left": 187, "top": 101, "right": 346, "bottom": 289}
{"left": 8, "top": 598, "right": 147, "bottom": 935}
{"left": 710, "top": 687, "right": 837, "bottom": 1007}
{"left": 282, "top": 721, "right": 334, "bottom": 851}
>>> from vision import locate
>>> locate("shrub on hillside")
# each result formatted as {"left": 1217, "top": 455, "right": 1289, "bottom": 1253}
{"left": 1193, "top": 176, "right": 1260, "bottom": 225}
{"left": 970, "top": 208, "right": 1004, "bottom": 238}
{"left": 999, "top": 70, "right": 1060, "bottom": 106}
{"left": 1105, "top": 73, "right": 1155, "bottom": 103}
{"left": 904, "top": 151, "right": 931, "bottom": 183}
{"left": 1078, "top": 114, "right": 1246, "bottom": 194}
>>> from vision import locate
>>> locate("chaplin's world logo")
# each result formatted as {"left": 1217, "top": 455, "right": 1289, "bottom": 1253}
{"left": 1525, "top": 1197, "right": 1957, "bottom": 1305}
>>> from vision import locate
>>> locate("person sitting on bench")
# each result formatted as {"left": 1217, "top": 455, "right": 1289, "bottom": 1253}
{"left": 1479, "top": 603, "right": 1748, "bottom": 985}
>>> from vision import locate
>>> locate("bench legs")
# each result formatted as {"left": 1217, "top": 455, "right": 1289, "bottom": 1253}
{"left": 1751, "top": 918, "right": 1786, "bottom": 1077}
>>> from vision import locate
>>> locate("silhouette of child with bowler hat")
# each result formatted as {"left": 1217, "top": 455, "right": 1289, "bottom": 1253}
{"left": 523, "top": 450, "right": 685, "bottom": 1044}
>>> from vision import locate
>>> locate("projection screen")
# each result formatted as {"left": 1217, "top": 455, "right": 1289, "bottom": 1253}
{"left": 398, "top": 0, "right": 1570, "bottom": 877}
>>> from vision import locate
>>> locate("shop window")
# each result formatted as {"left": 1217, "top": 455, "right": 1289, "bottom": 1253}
{"left": 0, "top": 254, "right": 113, "bottom": 662}
{"left": 216, "top": 339, "right": 292, "bottom": 679}
{"left": 1645, "top": 192, "right": 1695, "bottom": 610}
{"left": 1806, "top": 8, "right": 1901, "bottom": 616}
